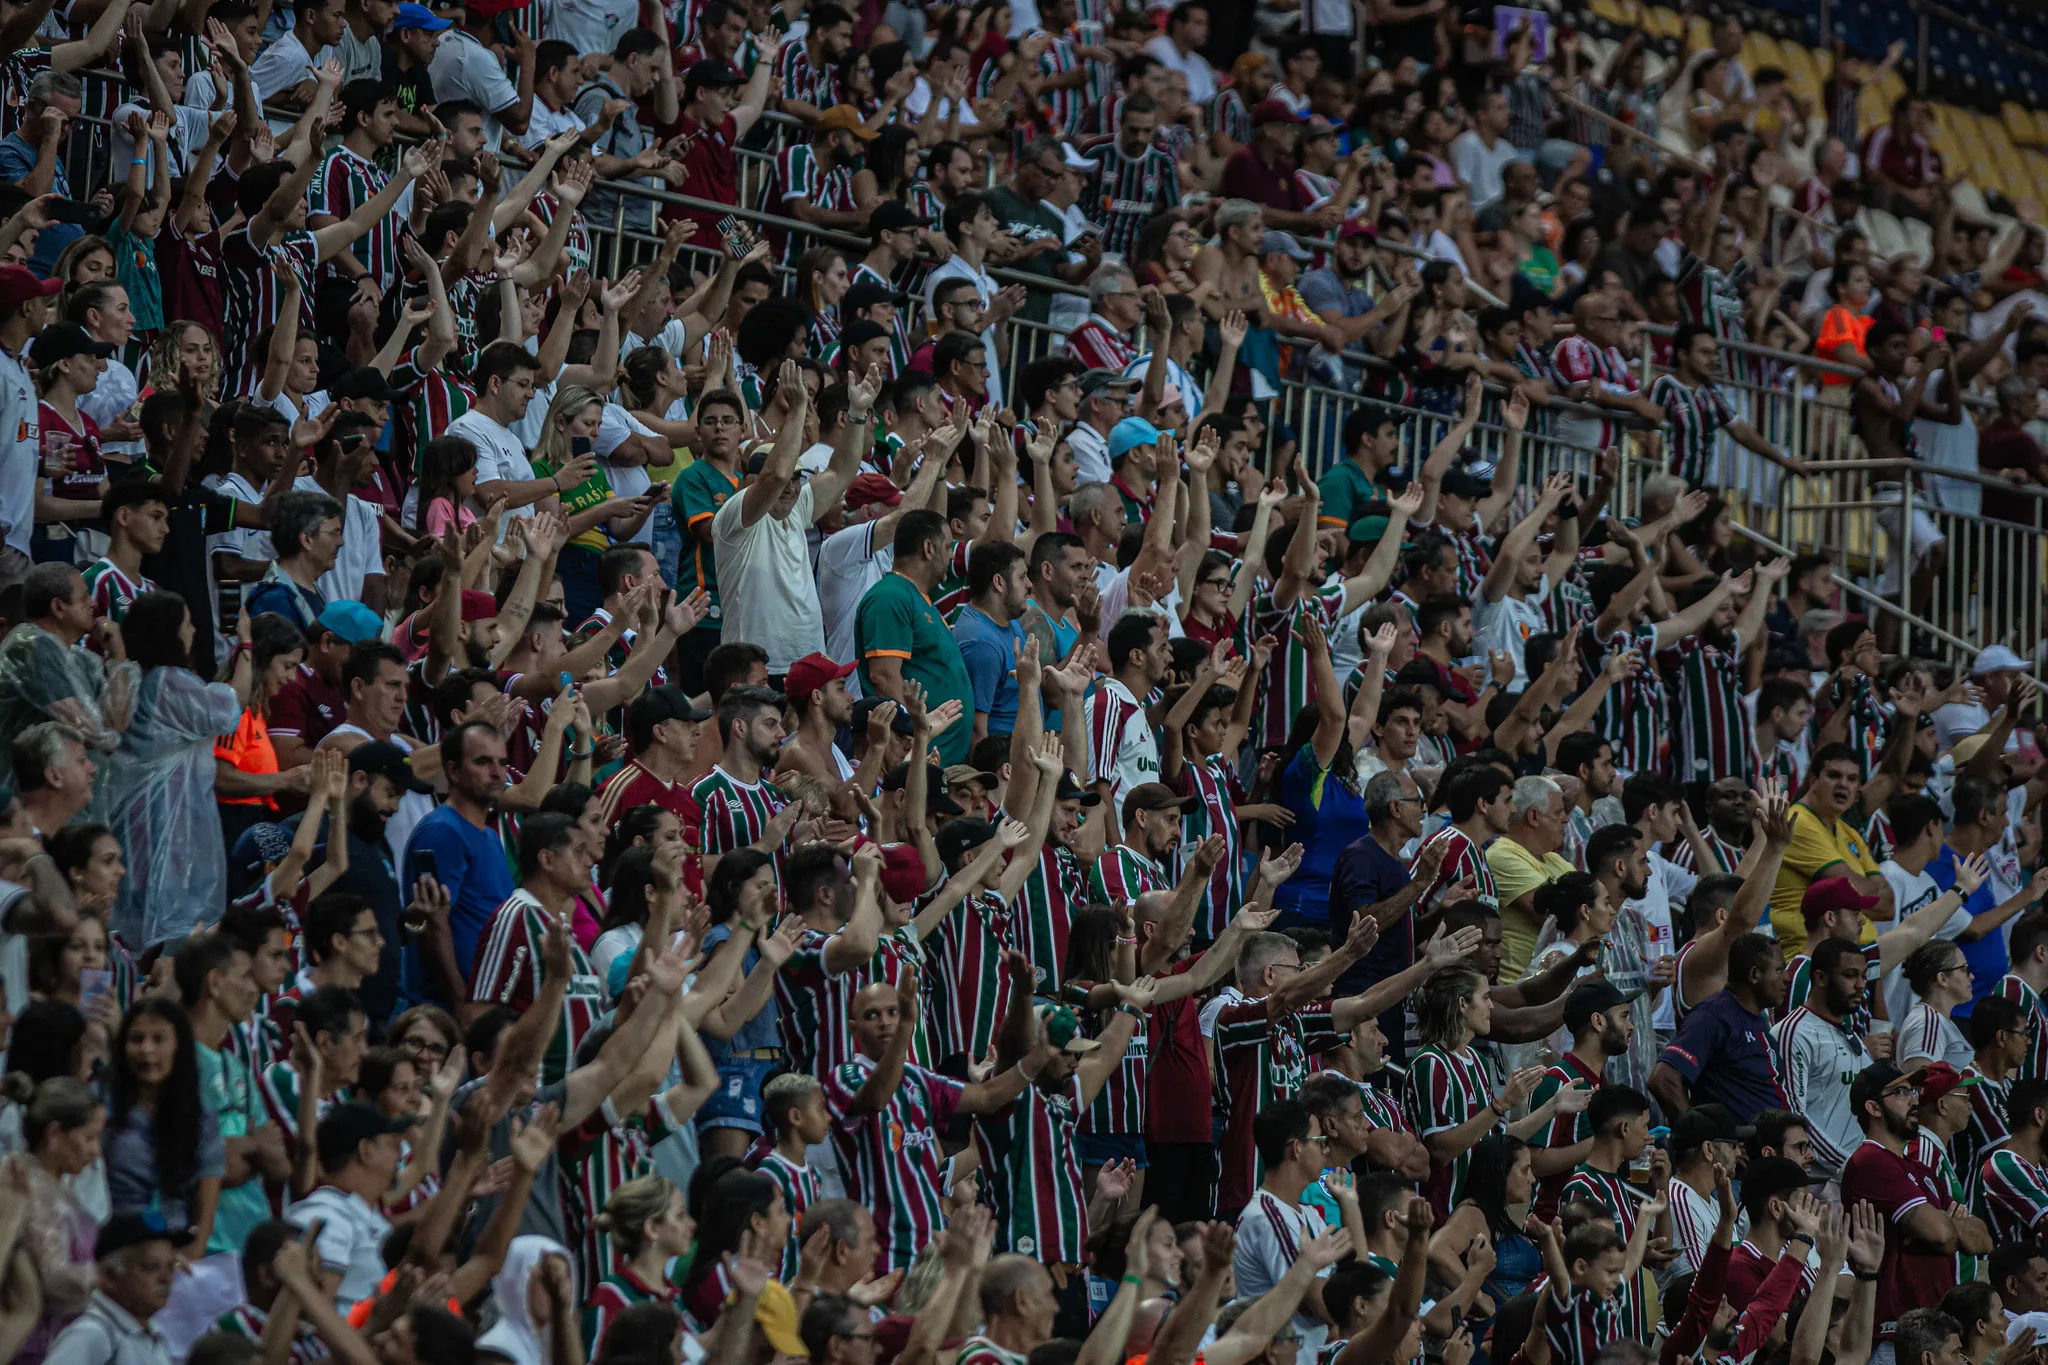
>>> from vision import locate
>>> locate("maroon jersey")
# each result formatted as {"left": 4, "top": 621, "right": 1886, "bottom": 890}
{"left": 1839, "top": 1137, "right": 1958, "bottom": 1342}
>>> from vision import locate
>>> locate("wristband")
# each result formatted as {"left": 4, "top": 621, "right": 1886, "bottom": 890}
{"left": 1786, "top": 1233, "right": 1815, "bottom": 1248}
{"left": 1853, "top": 1269, "right": 1879, "bottom": 1281}
{"left": 1117, "top": 1003, "right": 1145, "bottom": 1020}
{"left": 570, "top": 748, "right": 594, "bottom": 760}
{"left": 1120, "top": 1275, "right": 1142, "bottom": 1287}
{"left": 131, "top": 156, "right": 148, "bottom": 165}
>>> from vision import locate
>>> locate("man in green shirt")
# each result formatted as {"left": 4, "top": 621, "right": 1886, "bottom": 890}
{"left": 1317, "top": 401, "right": 1404, "bottom": 531}
{"left": 671, "top": 389, "right": 747, "bottom": 693}
{"left": 177, "top": 932, "right": 289, "bottom": 1254}
{"left": 982, "top": 137, "right": 1102, "bottom": 325}
{"left": 856, "top": 509, "right": 974, "bottom": 766}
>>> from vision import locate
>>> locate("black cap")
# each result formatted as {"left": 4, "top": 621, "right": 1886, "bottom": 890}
{"left": 844, "top": 278, "right": 908, "bottom": 312}
{"left": 1738, "top": 1155, "right": 1825, "bottom": 1221}
{"left": 94, "top": 1210, "right": 183, "bottom": 1260}
{"left": 853, "top": 695, "right": 915, "bottom": 736}
{"left": 1509, "top": 275, "right": 1557, "bottom": 315}
{"left": 630, "top": 684, "right": 711, "bottom": 732}
{"left": 685, "top": 58, "right": 746, "bottom": 88}
{"left": 881, "top": 761, "right": 964, "bottom": 815}
{"left": 329, "top": 365, "right": 406, "bottom": 403}
{"left": 1440, "top": 468, "right": 1492, "bottom": 500}
{"left": 1670, "top": 1102, "right": 1755, "bottom": 1157}
{"left": 936, "top": 816, "right": 997, "bottom": 867}
{"left": 841, "top": 318, "right": 890, "bottom": 350}
{"left": 314, "top": 1100, "right": 414, "bottom": 1176}
{"left": 1054, "top": 770, "right": 1102, "bottom": 806}
{"left": 867, "top": 201, "right": 927, "bottom": 235}
{"left": 1561, "top": 979, "right": 1629, "bottom": 1033}
{"left": 33, "top": 321, "right": 116, "bottom": 367}
{"left": 349, "top": 739, "right": 434, "bottom": 794}
{"left": 1849, "top": 1060, "right": 1915, "bottom": 1120}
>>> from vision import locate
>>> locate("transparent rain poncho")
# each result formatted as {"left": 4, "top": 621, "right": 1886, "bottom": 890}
{"left": 0, "top": 622, "right": 112, "bottom": 818}
{"left": 106, "top": 662, "right": 244, "bottom": 949}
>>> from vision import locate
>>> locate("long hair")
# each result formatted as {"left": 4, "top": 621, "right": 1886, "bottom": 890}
{"left": 705, "top": 849, "right": 774, "bottom": 926}
{"left": 794, "top": 246, "right": 844, "bottom": 316}
{"left": 1131, "top": 210, "right": 1188, "bottom": 272}
{"left": 1275, "top": 701, "right": 1356, "bottom": 802}
{"left": 249, "top": 612, "right": 307, "bottom": 713}
{"left": 109, "top": 998, "right": 207, "bottom": 1198}
{"left": 1462, "top": 1133, "right": 1532, "bottom": 1242}
{"left": 413, "top": 435, "right": 480, "bottom": 533}
{"left": 601, "top": 846, "right": 660, "bottom": 935}
{"left": 1415, "top": 965, "right": 1485, "bottom": 1049}
{"left": 684, "top": 1167, "right": 780, "bottom": 1297}
{"left": 529, "top": 385, "right": 604, "bottom": 477}
{"left": 866, "top": 125, "right": 920, "bottom": 199}
{"left": 122, "top": 591, "right": 194, "bottom": 672}
{"left": 1062, "top": 906, "right": 1123, "bottom": 989}
{"left": 619, "top": 347, "right": 670, "bottom": 413}
{"left": 596, "top": 1173, "right": 679, "bottom": 1260}
{"left": 147, "top": 321, "right": 221, "bottom": 403}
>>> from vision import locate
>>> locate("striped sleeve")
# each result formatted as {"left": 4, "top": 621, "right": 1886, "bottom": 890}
{"left": 1985, "top": 1151, "right": 2048, "bottom": 1232}
{"left": 1668, "top": 1188, "right": 1714, "bottom": 1270}
{"left": 1086, "top": 692, "right": 1133, "bottom": 785}
{"left": 1406, "top": 1052, "right": 1455, "bottom": 1136}
{"left": 699, "top": 787, "right": 743, "bottom": 855}
{"left": 1782, "top": 1019, "right": 1850, "bottom": 1173}
{"left": 1896, "top": 1002, "right": 1943, "bottom": 1068}
{"left": 257, "top": 1061, "right": 301, "bottom": 1137}
{"left": 469, "top": 904, "right": 530, "bottom": 1008}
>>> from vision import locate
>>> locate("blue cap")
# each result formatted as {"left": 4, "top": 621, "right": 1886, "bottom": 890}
{"left": 1107, "top": 416, "right": 1161, "bottom": 461}
{"left": 319, "top": 598, "right": 384, "bottom": 643}
{"left": 392, "top": 2, "right": 452, "bottom": 29}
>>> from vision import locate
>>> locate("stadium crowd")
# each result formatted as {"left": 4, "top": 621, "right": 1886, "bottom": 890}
{"left": 3, "top": 4, "right": 2048, "bottom": 1365}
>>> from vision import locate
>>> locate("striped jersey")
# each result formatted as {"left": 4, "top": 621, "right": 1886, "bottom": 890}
{"left": 1544, "top": 1282, "right": 1632, "bottom": 1365}
{"left": 582, "top": 1266, "right": 680, "bottom": 1358}
{"left": 221, "top": 226, "right": 319, "bottom": 395}
{"left": 1087, "top": 677, "right": 1158, "bottom": 821}
{"left": 1014, "top": 844, "right": 1087, "bottom": 996}
{"left": 692, "top": 766, "right": 791, "bottom": 879}
{"left": 774, "top": 923, "right": 921, "bottom": 1078}
{"left": 1551, "top": 335, "right": 1639, "bottom": 452}
{"left": 310, "top": 144, "right": 397, "bottom": 291}
{"left": 1354, "top": 1077, "right": 1410, "bottom": 1133}
{"left": 959, "top": 1342, "right": 1030, "bottom": 1365}
{"left": 1995, "top": 973, "right": 2048, "bottom": 1081}
{"left": 1404, "top": 1041, "right": 1501, "bottom": 1215}
{"left": 257, "top": 1060, "right": 340, "bottom": 1163}
{"left": 1559, "top": 1163, "right": 1652, "bottom": 1337}
{"left": 1963, "top": 1066, "right": 2011, "bottom": 1175}
{"left": 1773, "top": 1004, "right": 1872, "bottom": 1178}
{"left": 389, "top": 346, "right": 475, "bottom": 476}
{"left": 1677, "top": 252, "right": 1754, "bottom": 385}
{"left": 1528, "top": 1053, "right": 1603, "bottom": 1217}
{"left": 1896, "top": 999, "right": 1972, "bottom": 1070}
{"left": 1420, "top": 517, "right": 1492, "bottom": 600}
{"left": 1065, "top": 316, "right": 1138, "bottom": 373}
{"left": 754, "top": 1150, "right": 820, "bottom": 1280}
{"left": 773, "top": 38, "right": 839, "bottom": 109}
{"left": 1783, "top": 941, "right": 1879, "bottom": 1035}
{"left": 976, "top": 1074, "right": 1090, "bottom": 1264}
{"left": 1088, "top": 844, "right": 1165, "bottom": 908}
{"left": 766, "top": 143, "right": 857, "bottom": 264}
{"left": 1235, "top": 584, "right": 1348, "bottom": 748}
{"left": 824, "top": 1054, "right": 963, "bottom": 1269}
{"left": 215, "top": 1304, "right": 330, "bottom": 1365}
{"left": 1650, "top": 373, "right": 1738, "bottom": 488}
{"left": 1087, "top": 142, "right": 1182, "bottom": 259}
{"left": 849, "top": 263, "right": 912, "bottom": 374}
{"left": 1177, "top": 753, "right": 1247, "bottom": 940}
{"left": 470, "top": 890, "right": 606, "bottom": 1088}
{"left": 1667, "top": 633, "right": 1751, "bottom": 785}
{"left": 1910, "top": 1128, "right": 1979, "bottom": 1283}
{"left": 1979, "top": 1143, "right": 2048, "bottom": 1242}
{"left": 566, "top": 1092, "right": 684, "bottom": 1290}
{"left": 82, "top": 558, "right": 154, "bottom": 623}
{"left": 1215, "top": 1000, "right": 1343, "bottom": 1214}
{"left": 1411, "top": 823, "right": 1497, "bottom": 909}
{"left": 1591, "top": 622, "right": 1666, "bottom": 776}
{"left": 927, "top": 888, "right": 1022, "bottom": 1065}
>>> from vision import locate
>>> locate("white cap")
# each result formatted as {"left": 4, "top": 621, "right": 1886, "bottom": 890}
{"left": 1970, "top": 644, "right": 2027, "bottom": 675}
{"left": 1060, "top": 142, "right": 1098, "bottom": 170}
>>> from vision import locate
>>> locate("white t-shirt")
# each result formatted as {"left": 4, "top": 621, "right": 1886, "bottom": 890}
{"left": 539, "top": 0, "right": 639, "bottom": 56}
{"left": 711, "top": 481, "right": 824, "bottom": 672}
{"left": 1068, "top": 421, "right": 1111, "bottom": 485}
{"left": 903, "top": 78, "right": 983, "bottom": 129}
{"left": 430, "top": 30, "right": 523, "bottom": 147}
{"left": 247, "top": 31, "right": 337, "bottom": 129}
{"left": 292, "top": 474, "right": 383, "bottom": 605}
{"left": 81, "top": 355, "right": 144, "bottom": 458}
{"left": 1632, "top": 849, "right": 1698, "bottom": 1031}
{"left": 286, "top": 1185, "right": 391, "bottom": 1310}
{"left": 1472, "top": 574, "right": 1548, "bottom": 690}
{"left": 521, "top": 98, "right": 586, "bottom": 151}
{"left": 596, "top": 403, "right": 661, "bottom": 546}
{"left": 1143, "top": 35, "right": 1215, "bottom": 102}
{"left": 1088, "top": 676, "right": 1158, "bottom": 826}
{"left": 446, "top": 409, "right": 537, "bottom": 534}
{"left": 108, "top": 101, "right": 214, "bottom": 183}
{"left": 817, "top": 521, "right": 893, "bottom": 667}
{"left": 0, "top": 346, "right": 35, "bottom": 554}
{"left": 1233, "top": 1191, "right": 1329, "bottom": 1365}
{"left": 1450, "top": 130, "right": 1520, "bottom": 211}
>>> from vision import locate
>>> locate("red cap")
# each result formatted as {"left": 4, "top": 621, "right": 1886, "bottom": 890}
{"left": 785, "top": 652, "right": 856, "bottom": 699}
{"left": 1800, "top": 874, "right": 1880, "bottom": 921}
{"left": 1918, "top": 1060, "right": 1979, "bottom": 1105}
{"left": 879, "top": 841, "right": 930, "bottom": 904}
{"left": 0, "top": 265, "right": 62, "bottom": 310}
{"left": 460, "top": 589, "right": 500, "bottom": 623}
{"left": 1337, "top": 217, "right": 1374, "bottom": 240}
{"left": 845, "top": 472, "right": 904, "bottom": 512}
{"left": 1250, "top": 98, "right": 1298, "bottom": 128}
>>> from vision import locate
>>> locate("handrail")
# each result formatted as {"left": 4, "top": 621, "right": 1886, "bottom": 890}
{"left": 1910, "top": 0, "right": 2048, "bottom": 68}
{"left": 1731, "top": 516, "right": 1988, "bottom": 661}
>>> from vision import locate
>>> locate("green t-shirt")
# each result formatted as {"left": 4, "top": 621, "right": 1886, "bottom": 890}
{"left": 1518, "top": 245, "right": 1561, "bottom": 295}
{"left": 982, "top": 186, "right": 1069, "bottom": 325}
{"left": 672, "top": 458, "right": 739, "bottom": 622}
{"left": 855, "top": 571, "right": 974, "bottom": 766}
{"left": 1317, "top": 458, "right": 1381, "bottom": 530}
{"left": 197, "top": 1037, "right": 271, "bottom": 1254}
{"left": 533, "top": 452, "right": 618, "bottom": 552}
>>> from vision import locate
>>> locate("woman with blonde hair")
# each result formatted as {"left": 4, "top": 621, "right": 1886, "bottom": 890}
{"left": 583, "top": 1175, "right": 694, "bottom": 1355}
{"left": 147, "top": 320, "right": 220, "bottom": 400}
{"left": 528, "top": 385, "right": 661, "bottom": 622}
{"left": 794, "top": 246, "right": 849, "bottom": 353}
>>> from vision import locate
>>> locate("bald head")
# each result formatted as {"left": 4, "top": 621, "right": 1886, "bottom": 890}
{"left": 980, "top": 1254, "right": 1050, "bottom": 1319}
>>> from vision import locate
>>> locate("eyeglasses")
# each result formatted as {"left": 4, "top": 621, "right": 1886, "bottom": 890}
{"left": 699, "top": 414, "right": 744, "bottom": 428}
{"left": 1199, "top": 577, "right": 1230, "bottom": 590}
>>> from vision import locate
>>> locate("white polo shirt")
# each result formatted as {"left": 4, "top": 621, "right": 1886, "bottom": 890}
{"left": 287, "top": 1184, "right": 392, "bottom": 1310}
{"left": 0, "top": 341, "right": 36, "bottom": 555}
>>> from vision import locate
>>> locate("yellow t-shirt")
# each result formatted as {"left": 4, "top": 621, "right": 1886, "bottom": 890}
{"left": 1487, "top": 839, "right": 1577, "bottom": 980}
{"left": 1768, "top": 802, "right": 1882, "bottom": 956}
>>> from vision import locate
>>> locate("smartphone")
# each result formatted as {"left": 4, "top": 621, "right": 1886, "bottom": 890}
{"left": 414, "top": 850, "right": 438, "bottom": 884}
{"left": 79, "top": 968, "right": 113, "bottom": 1013}
{"left": 44, "top": 199, "right": 96, "bottom": 225}
{"left": 1930, "top": 325, "right": 1947, "bottom": 344}
{"left": 570, "top": 435, "right": 595, "bottom": 457}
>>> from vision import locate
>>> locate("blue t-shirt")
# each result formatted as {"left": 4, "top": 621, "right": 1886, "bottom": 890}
{"left": 1275, "top": 748, "right": 1372, "bottom": 922}
{"left": 1931, "top": 843, "right": 2001, "bottom": 1014}
{"left": 1328, "top": 831, "right": 1412, "bottom": 994}
{"left": 701, "top": 922, "right": 779, "bottom": 1057}
{"left": 1657, "top": 988, "right": 1782, "bottom": 1121}
{"left": 403, "top": 804, "right": 515, "bottom": 993}
{"left": 953, "top": 604, "right": 1029, "bottom": 737}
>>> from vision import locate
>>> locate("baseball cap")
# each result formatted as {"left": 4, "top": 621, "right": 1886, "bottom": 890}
{"left": 391, "top": 1, "right": 452, "bottom": 28}
{"left": 1054, "top": 770, "right": 1102, "bottom": 806}
{"left": 1249, "top": 97, "right": 1298, "bottom": 127}
{"left": 1079, "top": 369, "right": 1136, "bottom": 399}
{"left": 879, "top": 841, "right": 930, "bottom": 904}
{"left": 94, "top": 1210, "right": 183, "bottom": 1261}
{"left": 844, "top": 279, "right": 908, "bottom": 312}
{"left": 1738, "top": 1155, "right": 1824, "bottom": 1221}
{"left": 1670, "top": 1102, "right": 1755, "bottom": 1157}
{"left": 1037, "top": 1003, "right": 1101, "bottom": 1053}
{"left": 1801, "top": 874, "right": 1879, "bottom": 920}
{"left": 841, "top": 318, "right": 890, "bottom": 352}
{"left": 459, "top": 589, "right": 499, "bottom": 623}
{"left": 813, "top": 104, "right": 879, "bottom": 140}
{"left": 232, "top": 821, "right": 295, "bottom": 878}
{"left": 1509, "top": 275, "right": 1557, "bottom": 315}
{"left": 882, "top": 762, "right": 964, "bottom": 816}
{"left": 1919, "top": 1060, "right": 1984, "bottom": 1106}
{"left": 1972, "top": 644, "right": 2028, "bottom": 675}
{"left": 1347, "top": 514, "right": 1391, "bottom": 546}
{"left": 329, "top": 365, "right": 407, "bottom": 402}
{"left": 867, "top": 201, "right": 928, "bottom": 235}
{"left": 315, "top": 1101, "right": 414, "bottom": 1176}
{"left": 935, "top": 817, "right": 997, "bottom": 867}
{"left": 1849, "top": 1060, "right": 1922, "bottom": 1119}
{"left": 1560, "top": 979, "right": 1629, "bottom": 1033}
{"left": 318, "top": 599, "right": 384, "bottom": 643}
{"left": 942, "top": 763, "right": 999, "bottom": 790}
{"left": 1108, "top": 416, "right": 1161, "bottom": 461}
{"left": 1440, "top": 468, "right": 1492, "bottom": 500}
{"left": 32, "top": 322, "right": 115, "bottom": 366}
{"left": 845, "top": 472, "right": 903, "bottom": 512}
{"left": 1124, "top": 781, "right": 1195, "bottom": 816}
{"left": 629, "top": 684, "right": 711, "bottom": 734}
{"left": 1258, "top": 230, "right": 1313, "bottom": 262}
{"left": 748, "top": 1281, "right": 808, "bottom": 1356}
{"left": 786, "top": 652, "right": 857, "bottom": 699}
{"left": 685, "top": 58, "right": 746, "bottom": 88}
{"left": 852, "top": 695, "right": 915, "bottom": 736}
{"left": 0, "top": 265, "right": 61, "bottom": 310}
{"left": 1337, "top": 217, "right": 1373, "bottom": 240}
{"left": 349, "top": 739, "right": 435, "bottom": 795}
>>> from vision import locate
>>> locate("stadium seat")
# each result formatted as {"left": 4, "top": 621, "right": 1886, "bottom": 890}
{"left": 1864, "top": 207, "right": 1911, "bottom": 260}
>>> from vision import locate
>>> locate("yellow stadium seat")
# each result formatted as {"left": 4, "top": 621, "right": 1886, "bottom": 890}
{"left": 1684, "top": 13, "right": 1711, "bottom": 48}
{"left": 2004, "top": 102, "right": 2038, "bottom": 145}
{"left": 2033, "top": 108, "right": 2048, "bottom": 146}
{"left": 1589, "top": 0, "right": 1632, "bottom": 26}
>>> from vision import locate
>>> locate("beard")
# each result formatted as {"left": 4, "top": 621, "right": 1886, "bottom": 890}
{"left": 1884, "top": 1107, "right": 1916, "bottom": 1142}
